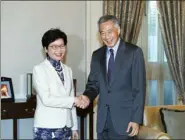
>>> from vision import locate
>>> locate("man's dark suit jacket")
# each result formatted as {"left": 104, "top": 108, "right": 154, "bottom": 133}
{"left": 84, "top": 39, "right": 146, "bottom": 135}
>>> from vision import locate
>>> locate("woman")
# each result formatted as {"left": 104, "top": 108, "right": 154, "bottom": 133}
{"left": 33, "top": 28, "right": 80, "bottom": 140}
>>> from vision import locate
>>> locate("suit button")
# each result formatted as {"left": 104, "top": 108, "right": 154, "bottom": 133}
{"left": 106, "top": 104, "right": 109, "bottom": 107}
{"left": 108, "top": 90, "right": 111, "bottom": 94}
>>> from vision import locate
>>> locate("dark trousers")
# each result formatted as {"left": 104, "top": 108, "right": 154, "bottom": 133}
{"left": 97, "top": 107, "right": 135, "bottom": 140}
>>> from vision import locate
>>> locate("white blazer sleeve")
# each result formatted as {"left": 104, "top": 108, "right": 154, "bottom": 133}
{"left": 69, "top": 68, "right": 78, "bottom": 130}
{"left": 33, "top": 66, "right": 74, "bottom": 109}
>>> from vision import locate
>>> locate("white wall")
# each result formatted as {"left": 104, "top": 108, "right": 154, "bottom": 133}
{"left": 85, "top": 1, "right": 103, "bottom": 139}
{"left": 1, "top": 1, "right": 103, "bottom": 139}
{"left": 1, "top": 1, "right": 86, "bottom": 139}
{"left": 1, "top": 1, "right": 87, "bottom": 97}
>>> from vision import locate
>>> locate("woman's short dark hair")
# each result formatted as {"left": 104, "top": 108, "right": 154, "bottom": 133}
{"left": 41, "top": 28, "right": 67, "bottom": 49}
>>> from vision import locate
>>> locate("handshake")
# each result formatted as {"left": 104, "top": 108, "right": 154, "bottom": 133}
{"left": 74, "top": 95, "right": 90, "bottom": 109}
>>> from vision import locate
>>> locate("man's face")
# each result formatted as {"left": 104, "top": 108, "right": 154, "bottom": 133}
{"left": 99, "top": 20, "right": 120, "bottom": 48}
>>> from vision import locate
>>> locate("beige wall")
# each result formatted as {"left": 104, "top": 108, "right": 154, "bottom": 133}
{"left": 85, "top": 2, "right": 103, "bottom": 139}
{"left": 1, "top": 1, "right": 86, "bottom": 98}
{"left": 1, "top": 1, "right": 102, "bottom": 139}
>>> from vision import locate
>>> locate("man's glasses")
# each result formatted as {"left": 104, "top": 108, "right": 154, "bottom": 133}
{"left": 49, "top": 45, "right": 66, "bottom": 50}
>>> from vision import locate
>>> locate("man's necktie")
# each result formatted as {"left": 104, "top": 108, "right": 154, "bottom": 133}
{"left": 108, "top": 49, "right": 114, "bottom": 83}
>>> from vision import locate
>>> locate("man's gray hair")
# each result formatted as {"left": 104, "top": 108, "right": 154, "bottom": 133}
{"left": 98, "top": 15, "right": 120, "bottom": 30}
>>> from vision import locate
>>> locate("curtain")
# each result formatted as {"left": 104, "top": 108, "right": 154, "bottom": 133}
{"left": 137, "top": 1, "right": 177, "bottom": 105}
{"left": 103, "top": 0, "right": 146, "bottom": 44}
{"left": 157, "top": 1, "right": 185, "bottom": 104}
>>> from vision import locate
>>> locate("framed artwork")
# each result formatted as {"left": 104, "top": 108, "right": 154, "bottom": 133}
{"left": 1, "top": 77, "right": 15, "bottom": 102}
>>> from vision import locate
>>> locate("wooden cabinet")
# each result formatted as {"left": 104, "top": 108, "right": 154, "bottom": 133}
{"left": 2, "top": 101, "right": 35, "bottom": 119}
{"left": 1, "top": 97, "right": 94, "bottom": 140}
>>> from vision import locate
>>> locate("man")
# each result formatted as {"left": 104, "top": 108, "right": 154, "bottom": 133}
{"left": 76, "top": 15, "right": 146, "bottom": 140}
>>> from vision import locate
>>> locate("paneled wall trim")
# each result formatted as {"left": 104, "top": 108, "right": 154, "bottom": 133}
{"left": 85, "top": 1, "right": 103, "bottom": 139}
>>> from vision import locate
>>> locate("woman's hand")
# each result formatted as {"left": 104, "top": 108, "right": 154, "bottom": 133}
{"left": 72, "top": 130, "right": 78, "bottom": 140}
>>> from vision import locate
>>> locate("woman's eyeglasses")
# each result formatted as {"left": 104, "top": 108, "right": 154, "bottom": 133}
{"left": 49, "top": 45, "right": 66, "bottom": 50}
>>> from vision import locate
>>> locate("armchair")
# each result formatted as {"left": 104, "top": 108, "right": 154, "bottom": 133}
{"left": 137, "top": 105, "right": 185, "bottom": 139}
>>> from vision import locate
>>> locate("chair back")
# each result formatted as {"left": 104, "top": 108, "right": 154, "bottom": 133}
{"left": 143, "top": 105, "right": 185, "bottom": 132}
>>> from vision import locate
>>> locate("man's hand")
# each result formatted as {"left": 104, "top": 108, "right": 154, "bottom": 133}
{"left": 74, "top": 95, "right": 90, "bottom": 109}
{"left": 126, "top": 122, "right": 139, "bottom": 137}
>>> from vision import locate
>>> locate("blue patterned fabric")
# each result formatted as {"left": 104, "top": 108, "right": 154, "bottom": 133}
{"left": 47, "top": 56, "right": 64, "bottom": 84}
{"left": 33, "top": 127, "right": 72, "bottom": 140}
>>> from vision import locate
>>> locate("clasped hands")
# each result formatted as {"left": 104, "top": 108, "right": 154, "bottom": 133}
{"left": 74, "top": 95, "right": 90, "bottom": 109}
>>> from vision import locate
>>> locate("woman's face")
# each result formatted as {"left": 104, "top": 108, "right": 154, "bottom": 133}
{"left": 45, "top": 38, "right": 66, "bottom": 61}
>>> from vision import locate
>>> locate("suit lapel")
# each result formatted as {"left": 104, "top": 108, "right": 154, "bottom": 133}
{"left": 62, "top": 64, "right": 69, "bottom": 90}
{"left": 44, "top": 59, "right": 65, "bottom": 88}
{"left": 110, "top": 41, "right": 126, "bottom": 86}
{"left": 100, "top": 47, "right": 108, "bottom": 85}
